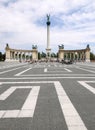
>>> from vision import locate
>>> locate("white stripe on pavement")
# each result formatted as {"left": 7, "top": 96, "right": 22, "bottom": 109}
{"left": 0, "top": 76, "right": 95, "bottom": 80}
{"left": 64, "top": 68, "right": 72, "bottom": 72}
{"left": 0, "top": 86, "right": 40, "bottom": 118}
{"left": 76, "top": 67, "right": 95, "bottom": 73}
{"left": 78, "top": 81, "right": 95, "bottom": 94}
{"left": 54, "top": 81, "right": 87, "bottom": 130}
{"left": 3, "top": 110, "right": 20, "bottom": 118}
{"left": 22, "top": 86, "right": 40, "bottom": 110}
{"left": 0, "top": 86, "right": 38, "bottom": 100}
{"left": 14, "top": 73, "right": 95, "bottom": 76}
{"left": 0, "top": 87, "right": 16, "bottom": 100}
{"left": 44, "top": 68, "right": 47, "bottom": 72}
{"left": 15, "top": 68, "right": 32, "bottom": 76}
{"left": 0, "top": 66, "right": 26, "bottom": 75}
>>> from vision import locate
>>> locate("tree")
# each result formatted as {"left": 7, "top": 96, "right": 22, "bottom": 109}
{"left": 38, "top": 52, "right": 41, "bottom": 60}
{"left": 0, "top": 52, "right": 2, "bottom": 61}
{"left": 90, "top": 52, "right": 95, "bottom": 60}
{"left": 41, "top": 52, "right": 46, "bottom": 58}
{"left": 0, "top": 52, "right": 5, "bottom": 61}
{"left": 51, "top": 53, "right": 57, "bottom": 58}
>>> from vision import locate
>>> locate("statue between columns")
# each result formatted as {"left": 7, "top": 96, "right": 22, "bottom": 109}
{"left": 32, "top": 45, "right": 37, "bottom": 49}
{"left": 58, "top": 44, "right": 64, "bottom": 49}
{"left": 87, "top": 44, "right": 90, "bottom": 49}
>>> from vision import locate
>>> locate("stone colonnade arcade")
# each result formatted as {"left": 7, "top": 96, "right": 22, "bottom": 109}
{"left": 58, "top": 44, "right": 90, "bottom": 62}
{"left": 5, "top": 44, "right": 38, "bottom": 62}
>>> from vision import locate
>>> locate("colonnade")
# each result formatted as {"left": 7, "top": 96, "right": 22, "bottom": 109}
{"left": 5, "top": 44, "right": 90, "bottom": 62}
{"left": 58, "top": 45, "right": 90, "bottom": 62}
{"left": 5, "top": 44, "right": 38, "bottom": 62}
{"left": 9, "top": 51, "right": 33, "bottom": 61}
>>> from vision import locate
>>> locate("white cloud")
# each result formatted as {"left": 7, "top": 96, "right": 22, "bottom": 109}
{"left": 0, "top": 0, "right": 95, "bottom": 53}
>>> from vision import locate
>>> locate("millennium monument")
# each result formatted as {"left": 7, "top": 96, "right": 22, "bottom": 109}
{"left": 46, "top": 14, "right": 51, "bottom": 59}
{"left": 5, "top": 15, "right": 90, "bottom": 62}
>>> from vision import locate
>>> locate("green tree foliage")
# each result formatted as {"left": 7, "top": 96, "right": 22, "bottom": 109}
{"left": 90, "top": 52, "right": 95, "bottom": 60}
{"left": 41, "top": 52, "right": 46, "bottom": 58}
{"left": 51, "top": 53, "right": 57, "bottom": 58}
{"left": 38, "top": 52, "right": 41, "bottom": 60}
{"left": 0, "top": 52, "right": 5, "bottom": 61}
{"left": 0, "top": 52, "right": 2, "bottom": 61}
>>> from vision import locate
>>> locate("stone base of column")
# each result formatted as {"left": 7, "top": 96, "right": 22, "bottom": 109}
{"left": 5, "top": 59, "right": 19, "bottom": 62}
{"left": 46, "top": 48, "right": 51, "bottom": 52}
{"left": 46, "top": 48, "right": 51, "bottom": 59}
{"left": 58, "top": 49, "right": 64, "bottom": 61}
{"left": 32, "top": 49, "right": 38, "bottom": 61}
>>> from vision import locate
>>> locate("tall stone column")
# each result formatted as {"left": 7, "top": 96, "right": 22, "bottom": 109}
{"left": 46, "top": 14, "right": 51, "bottom": 59}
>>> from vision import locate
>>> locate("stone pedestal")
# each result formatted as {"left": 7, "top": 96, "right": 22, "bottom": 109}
{"left": 58, "top": 49, "right": 64, "bottom": 61}
{"left": 85, "top": 49, "right": 90, "bottom": 62}
{"left": 32, "top": 49, "right": 38, "bottom": 61}
{"left": 46, "top": 48, "right": 51, "bottom": 59}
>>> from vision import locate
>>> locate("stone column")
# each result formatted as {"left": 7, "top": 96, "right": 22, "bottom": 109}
{"left": 66, "top": 53, "right": 68, "bottom": 60}
{"left": 79, "top": 52, "right": 81, "bottom": 61}
{"left": 83, "top": 52, "right": 85, "bottom": 61}
{"left": 77, "top": 53, "right": 79, "bottom": 61}
{"left": 28, "top": 52, "right": 30, "bottom": 61}
{"left": 73, "top": 52, "right": 75, "bottom": 61}
{"left": 19, "top": 52, "right": 20, "bottom": 61}
{"left": 24, "top": 52, "right": 27, "bottom": 61}
{"left": 19, "top": 52, "right": 22, "bottom": 62}
{"left": 13, "top": 52, "right": 15, "bottom": 60}
{"left": 21, "top": 52, "right": 24, "bottom": 61}
{"left": 10, "top": 51, "right": 12, "bottom": 60}
{"left": 80, "top": 52, "right": 82, "bottom": 61}
{"left": 17, "top": 52, "right": 19, "bottom": 60}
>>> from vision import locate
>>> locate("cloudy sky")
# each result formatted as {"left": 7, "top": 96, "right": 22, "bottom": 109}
{"left": 0, "top": 0, "right": 95, "bottom": 53}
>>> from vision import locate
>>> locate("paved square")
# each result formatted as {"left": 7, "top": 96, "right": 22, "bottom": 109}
{"left": 0, "top": 62, "right": 95, "bottom": 130}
